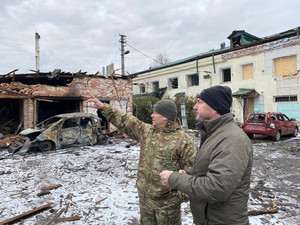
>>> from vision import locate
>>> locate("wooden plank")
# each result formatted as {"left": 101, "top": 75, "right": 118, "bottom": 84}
{"left": 56, "top": 215, "right": 82, "bottom": 222}
{"left": 95, "top": 197, "right": 107, "bottom": 204}
{"left": 249, "top": 208, "right": 278, "bottom": 216}
{"left": 0, "top": 202, "right": 54, "bottom": 225}
{"left": 41, "top": 184, "right": 62, "bottom": 191}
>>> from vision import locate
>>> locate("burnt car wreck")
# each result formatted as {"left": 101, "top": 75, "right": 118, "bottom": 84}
{"left": 0, "top": 68, "right": 134, "bottom": 155}
{"left": 9, "top": 113, "right": 108, "bottom": 154}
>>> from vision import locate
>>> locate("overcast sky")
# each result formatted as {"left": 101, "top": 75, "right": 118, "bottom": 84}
{"left": 0, "top": 0, "right": 299, "bottom": 75}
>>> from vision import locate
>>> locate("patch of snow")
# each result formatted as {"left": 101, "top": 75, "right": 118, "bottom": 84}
{"left": 1, "top": 137, "right": 300, "bottom": 224}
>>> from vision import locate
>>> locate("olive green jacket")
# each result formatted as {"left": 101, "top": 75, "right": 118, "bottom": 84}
{"left": 102, "top": 104, "right": 197, "bottom": 206}
{"left": 169, "top": 113, "right": 253, "bottom": 224}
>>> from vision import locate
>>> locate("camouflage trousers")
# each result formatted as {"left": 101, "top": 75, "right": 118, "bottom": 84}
{"left": 138, "top": 191, "right": 182, "bottom": 225}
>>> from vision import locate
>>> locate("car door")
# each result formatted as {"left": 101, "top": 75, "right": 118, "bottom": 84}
{"left": 277, "top": 114, "right": 288, "bottom": 135}
{"left": 80, "top": 117, "right": 96, "bottom": 145}
{"left": 282, "top": 114, "right": 294, "bottom": 134}
{"left": 57, "top": 118, "right": 81, "bottom": 147}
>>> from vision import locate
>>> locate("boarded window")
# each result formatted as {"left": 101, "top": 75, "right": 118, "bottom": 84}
{"left": 242, "top": 64, "right": 253, "bottom": 80}
{"left": 274, "top": 55, "right": 297, "bottom": 76}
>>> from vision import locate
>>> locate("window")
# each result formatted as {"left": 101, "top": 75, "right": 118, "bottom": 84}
{"left": 139, "top": 85, "right": 145, "bottom": 94}
{"left": 247, "top": 114, "right": 265, "bottom": 121}
{"left": 274, "top": 55, "right": 297, "bottom": 76}
{"left": 187, "top": 73, "right": 199, "bottom": 87}
{"left": 277, "top": 114, "right": 284, "bottom": 121}
{"left": 242, "top": 64, "right": 253, "bottom": 80}
{"left": 274, "top": 96, "right": 297, "bottom": 102}
{"left": 282, "top": 115, "right": 290, "bottom": 121}
{"left": 62, "top": 118, "right": 78, "bottom": 128}
{"left": 152, "top": 81, "right": 159, "bottom": 91}
{"left": 168, "top": 77, "right": 178, "bottom": 89}
{"left": 222, "top": 68, "right": 231, "bottom": 82}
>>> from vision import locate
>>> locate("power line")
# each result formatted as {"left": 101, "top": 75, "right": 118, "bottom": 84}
{"left": 126, "top": 42, "right": 208, "bottom": 74}
{"left": 126, "top": 42, "right": 160, "bottom": 64}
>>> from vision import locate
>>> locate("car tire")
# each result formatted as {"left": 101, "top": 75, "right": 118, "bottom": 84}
{"left": 247, "top": 133, "right": 254, "bottom": 139}
{"left": 38, "top": 141, "right": 54, "bottom": 151}
{"left": 292, "top": 128, "right": 298, "bottom": 137}
{"left": 98, "top": 135, "right": 108, "bottom": 144}
{"left": 272, "top": 131, "right": 281, "bottom": 141}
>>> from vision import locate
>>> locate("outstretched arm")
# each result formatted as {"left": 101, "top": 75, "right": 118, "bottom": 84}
{"left": 84, "top": 92, "right": 104, "bottom": 109}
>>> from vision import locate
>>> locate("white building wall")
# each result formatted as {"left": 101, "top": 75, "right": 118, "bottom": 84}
{"left": 133, "top": 35, "right": 300, "bottom": 122}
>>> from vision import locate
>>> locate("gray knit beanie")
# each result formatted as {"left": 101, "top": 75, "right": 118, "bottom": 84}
{"left": 154, "top": 100, "right": 177, "bottom": 121}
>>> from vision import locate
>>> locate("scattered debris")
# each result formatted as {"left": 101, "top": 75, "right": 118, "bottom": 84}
{"left": 44, "top": 207, "right": 65, "bottom": 225}
{"left": 0, "top": 202, "right": 54, "bottom": 225}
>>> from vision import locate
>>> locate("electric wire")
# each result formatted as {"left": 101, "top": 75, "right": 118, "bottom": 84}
{"left": 126, "top": 42, "right": 203, "bottom": 74}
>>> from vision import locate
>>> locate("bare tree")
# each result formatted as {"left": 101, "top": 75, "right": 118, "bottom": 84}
{"left": 150, "top": 53, "right": 170, "bottom": 67}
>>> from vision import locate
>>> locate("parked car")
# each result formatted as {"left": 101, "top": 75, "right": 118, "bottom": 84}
{"left": 17, "top": 112, "right": 108, "bottom": 153}
{"left": 242, "top": 112, "right": 298, "bottom": 141}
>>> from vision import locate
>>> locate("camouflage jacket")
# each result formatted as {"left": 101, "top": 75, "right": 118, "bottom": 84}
{"left": 102, "top": 104, "right": 196, "bottom": 205}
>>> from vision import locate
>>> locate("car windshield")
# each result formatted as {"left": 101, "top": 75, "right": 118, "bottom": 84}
{"left": 36, "top": 116, "right": 62, "bottom": 129}
{"left": 248, "top": 114, "right": 265, "bottom": 121}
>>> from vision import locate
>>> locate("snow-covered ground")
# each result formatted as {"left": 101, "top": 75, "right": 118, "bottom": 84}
{"left": 0, "top": 135, "right": 299, "bottom": 224}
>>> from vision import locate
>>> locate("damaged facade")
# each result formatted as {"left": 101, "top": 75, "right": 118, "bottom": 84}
{"left": 132, "top": 27, "right": 300, "bottom": 122}
{"left": 0, "top": 70, "right": 133, "bottom": 136}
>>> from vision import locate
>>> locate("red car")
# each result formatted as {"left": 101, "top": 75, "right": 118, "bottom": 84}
{"left": 242, "top": 112, "right": 299, "bottom": 141}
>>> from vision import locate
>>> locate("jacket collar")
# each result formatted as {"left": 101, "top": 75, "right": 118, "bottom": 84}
{"left": 155, "top": 119, "right": 182, "bottom": 133}
{"left": 203, "top": 113, "right": 234, "bottom": 137}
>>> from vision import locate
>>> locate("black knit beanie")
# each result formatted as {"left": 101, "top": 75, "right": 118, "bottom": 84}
{"left": 197, "top": 85, "right": 232, "bottom": 115}
{"left": 154, "top": 100, "right": 177, "bottom": 121}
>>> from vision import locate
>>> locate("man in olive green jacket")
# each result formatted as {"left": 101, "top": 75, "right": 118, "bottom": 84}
{"left": 85, "top": 93, "right": 196, "bottom": 225}
{"left": 160, "top": 86, "right": 253, "bottom": 225}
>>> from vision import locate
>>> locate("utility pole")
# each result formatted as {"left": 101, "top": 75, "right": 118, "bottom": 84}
{"left": 35, "top": 32, "right": 40, "bottom": 72}
{"left": 119, "top": 34, "right": 130, "bottom": 76}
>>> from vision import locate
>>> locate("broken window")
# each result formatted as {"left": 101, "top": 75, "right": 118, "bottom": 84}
{"left": 62, "top": 118, "right": 78, "bottom": 129}
{"left": 274, "top": 55, "right": 297, "bottom": 76}
{"left": 168, "top": 77, "right": 178, "bottom": 89}
{"left": 151, "top": 81, "right": 159, "bottom": 91}
{"left": 222, "top": 68, "right": 231, "bottom": 82}
{"left": 242, "top": 64, "right": 254, "bottom": 80}
{"left": 0, "top": 99, "right": 23, "bottom": 135}
{"left": 187, "top": 73, "right": 199, "bottom": 87}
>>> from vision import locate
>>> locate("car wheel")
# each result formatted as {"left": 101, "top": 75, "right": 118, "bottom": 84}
{"left": 98, "top": 135, "right": 108, "bottom": 144}
{"left": 38, "top": 141, "right": 54, "bottom": 151}
{"left": 292, "top": 128, "right": 298, "bottom": 137}
{"left": 272, "top": 131, "right": 281, "bottom": 141}
{"left": 247, "top": 133, "right": 254, "bottom": 139}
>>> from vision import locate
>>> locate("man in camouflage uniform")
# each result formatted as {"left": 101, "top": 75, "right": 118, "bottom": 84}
{"left": 85, "top": 93, "right": 196, "bottom": 225}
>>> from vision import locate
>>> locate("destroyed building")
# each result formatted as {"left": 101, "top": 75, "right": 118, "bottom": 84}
{"left": 0, "top": 69, "right": 133, "bottom": 136}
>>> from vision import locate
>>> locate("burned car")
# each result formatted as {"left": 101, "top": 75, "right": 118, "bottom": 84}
{"left": 12, "top": 113, "right": 108, "bottom": 154}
